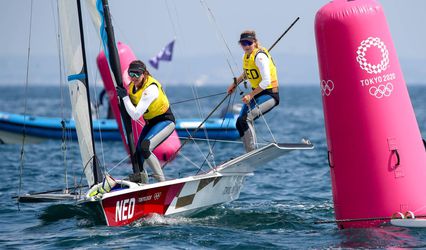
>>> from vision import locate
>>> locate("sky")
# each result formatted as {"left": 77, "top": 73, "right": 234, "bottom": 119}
{"left": 0, "top": 0, "right": 425, "bottom": 86}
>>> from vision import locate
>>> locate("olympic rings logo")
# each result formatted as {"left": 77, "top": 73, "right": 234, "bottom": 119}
{"left": 356, "top": 37, "right": 389, "bottom": 74}
{"left": 369, "top": 82, "right": 394, "bottom": 98}
{"left": 320, "top": 80, "right": 334, "bottom": 96}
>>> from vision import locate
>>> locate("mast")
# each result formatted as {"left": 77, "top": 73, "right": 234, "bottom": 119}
{"left": 99, "top": 0, "right": 143, "bottom": 174}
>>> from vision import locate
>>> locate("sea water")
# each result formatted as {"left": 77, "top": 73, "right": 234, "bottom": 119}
{"left": 0, "top": 85, "right": 425, "bottom": 249}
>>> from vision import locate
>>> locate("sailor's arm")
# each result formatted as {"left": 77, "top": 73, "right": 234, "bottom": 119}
{"left": 227, "top": 73, "right": 246, "bottom": 94}
{"left": 122, "top": 85, "right": 159, "bottom": 120}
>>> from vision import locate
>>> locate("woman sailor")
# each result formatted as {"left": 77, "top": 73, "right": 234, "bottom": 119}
{"left": 116, "top": 60, "right": 175, "bottom": 182}
{"left": 227, "top": 30, "right": 280, "bottom": 152}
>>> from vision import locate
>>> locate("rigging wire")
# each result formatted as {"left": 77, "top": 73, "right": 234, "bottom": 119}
{"left": 52, "top": 0, "right": 71, "bottom": 193}
{"left": 248, "top": 98, "right": 277, "bottom": 145}
{"left": 199, "top": 0, "right": 243, "bottom": 134}
{"left": 170, "top": 91, "right": 227, "bottom": 105}
{"left": 77, "top": 154, "right": 101, "bottom": 192}
{"left": 178, "top": 151, "right": 210, "bottom": 173}
{"left": 105, "top": 154, "right": 130, "bottom": 173}
{"left": 155, "top": 0, "right": 218, "bottom": 172}
{"left": 199, "top": 0, "right": 246, "bottom": 123}
{"left": 169, "top": 110, "right": 209, "bottom": 168}
{"left": 166, "top": 90, "right": 235, "bottom": 174}
{"left": 93, "top": 42, "right": 108, "bottom": 174}
{"left": 17, "top": 0, "right": 34, "bottom": 209}
{"left": 196, "top": 93, "right": 235, "bottom": 174}
{"left": 109, "top": 9, "right": 132, "bottom": 49}
{"left": 192, "top": 86, "right": 215, "bottom": 168}
{"left": 81, "top": 6, "right": 108, "bottom": 174}
{"left": 313, "top": 213, "right": 426, "bottom": 225}
{"left": 162, "top": 91, "right": 232, "bottom": 169}
{"left": 164, "top": 0, "right": 179, "bottom": 37}
{"left": 199, "top": 0, "right": 239, "bottom": 78}
{"left": 178, "top": 136, "right": 243, "bottom": 144}
{"left": 175, "top": 0, "right": 245, "bottom": 173}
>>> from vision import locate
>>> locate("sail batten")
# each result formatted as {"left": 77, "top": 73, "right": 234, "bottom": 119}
{"left": 67, "top": 73, "right": 87, "bottom": 81}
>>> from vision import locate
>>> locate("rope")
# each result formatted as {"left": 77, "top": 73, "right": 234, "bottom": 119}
{"left": 168, "top": 107, "right": 211, "bottom": 170}
{"left": 192, "top": 86, "right": 215, "bottom": 167}
{"left": 174, "top": 151, "right": 212, "bottom": 178}
{"left": 162, "top": 92, "right": 231, "bottom": 169}
{"left": 170, "top": 91, "right": 227, "bottom": 105}
{"left": 314, "top": 214, "right": 426, "bottom": 225}
{"left": 164, "top": 0, "right": 178, "bottom": 37}
{"left": 17, "top": 0, "right": 34, "bottom": 209}
{"left": 90, "top": 41, "right": 108, "bottom": 174}
{"left": 52, "top": 0, "right": 71, "bottom": 193}
{"left": 196, "top": 93, "right": 235, "bottom": 174}
{"left": 200, "top": 0, "right": 238, "bottom": 77}
{"left": 77, "top": 154, "right": 101, "bottom": 191}
{"left": 251, "top": 97, "right": 277, "bottom": 144}
{"left": 105, "top": 154, "right": 130, "bottom": 173}
{"left": 178, "top": 136, "right": 244, "bottom": 144}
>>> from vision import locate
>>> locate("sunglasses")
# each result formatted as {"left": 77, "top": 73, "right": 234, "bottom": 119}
{"left": 240, "top": 40, "right": 253, "bottom": 47}
{"left": 128, "top": 72, "right": 141, "bottom": 78}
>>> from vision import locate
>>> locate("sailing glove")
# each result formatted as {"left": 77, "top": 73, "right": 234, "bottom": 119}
{"left": 116, "top": 86, "right": 128, "bottom": 99}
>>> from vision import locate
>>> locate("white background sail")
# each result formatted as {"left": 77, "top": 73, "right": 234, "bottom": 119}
{"left": 58, "top": 0, "right": 96, "bottom": 187}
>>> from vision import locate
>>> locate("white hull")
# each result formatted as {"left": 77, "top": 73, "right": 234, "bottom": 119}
{"left": 80, "top": 142, "right": 313, "bottom": 226}
{"left": 81, "top": 171, "right": 248, "bottom": 226}
{"left": 391, "top": 218, "right": 426, "bottom": 228}
{"left": 0, "top": 130, "right": 46, "bottom": 144}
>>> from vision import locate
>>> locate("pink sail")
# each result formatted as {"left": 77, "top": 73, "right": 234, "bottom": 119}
{"left": 315, "top": 0, "right": 426, "bottom": 228}
{"left": 97, "top": 42, "right": 180, "bottom": 163}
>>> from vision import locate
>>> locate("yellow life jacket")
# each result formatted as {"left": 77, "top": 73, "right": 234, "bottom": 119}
{"left": 128, "top": 75, "right": 170, "bottom": 120}
{"left": 242, "top": 47, "right": 278, "bottom": 89}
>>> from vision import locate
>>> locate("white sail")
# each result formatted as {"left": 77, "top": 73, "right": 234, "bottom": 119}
{"left": 58, "top": 0, "right": 99, "bottom": 187}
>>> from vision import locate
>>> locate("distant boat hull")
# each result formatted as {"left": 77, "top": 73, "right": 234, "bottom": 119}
{"left": 0, "top": 111, "right": 239, "bottom": 144}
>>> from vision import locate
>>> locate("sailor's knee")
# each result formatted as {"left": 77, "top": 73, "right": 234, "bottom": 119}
{"left": 140, "top": 139, "right": 152, "bottom": 159}
{"left": 236, "top": 115, "right": 247, "bottom": 125}
{"left": 236, "top": 115, "right": 249, "bottom": 137}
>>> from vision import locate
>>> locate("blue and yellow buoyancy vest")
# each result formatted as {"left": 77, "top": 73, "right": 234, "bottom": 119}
{"left": 242, "top": 47, "right": 278, "bottom": 90}
{"left": 128, "top": 75, "right": 170, "bottom": 120}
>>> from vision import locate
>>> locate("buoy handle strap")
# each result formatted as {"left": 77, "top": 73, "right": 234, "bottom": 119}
{"left": 392, "top": 149, "right": 400, "bottom": 167}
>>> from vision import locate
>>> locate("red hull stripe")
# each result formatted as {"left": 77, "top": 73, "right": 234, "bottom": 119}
{"left": 102, "top": 183, "right": 184, "bottom": 226}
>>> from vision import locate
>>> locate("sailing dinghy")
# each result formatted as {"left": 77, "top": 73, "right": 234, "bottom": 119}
{"left": 17, "top": 0, "right": 314, "bottom": 226}
{"left": 84, "top": 142, "right": 313, "bottom": 226}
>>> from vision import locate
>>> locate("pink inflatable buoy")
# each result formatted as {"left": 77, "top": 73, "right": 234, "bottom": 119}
{"left": 97, "top": 42, "right": 180, "bottom": 163}
{"left": 315, "top": 0, "right": 426, "bottom": 228}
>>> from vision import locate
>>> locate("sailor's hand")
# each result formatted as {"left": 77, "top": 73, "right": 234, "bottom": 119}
{"left": 242, "top": 94, "right": 252, "bottom": 104}
{"left": 116, "top": 86, "right": 128, "bottom": 99}
{"left": 227, "top": 83, "right": 236, "bottom": 94}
